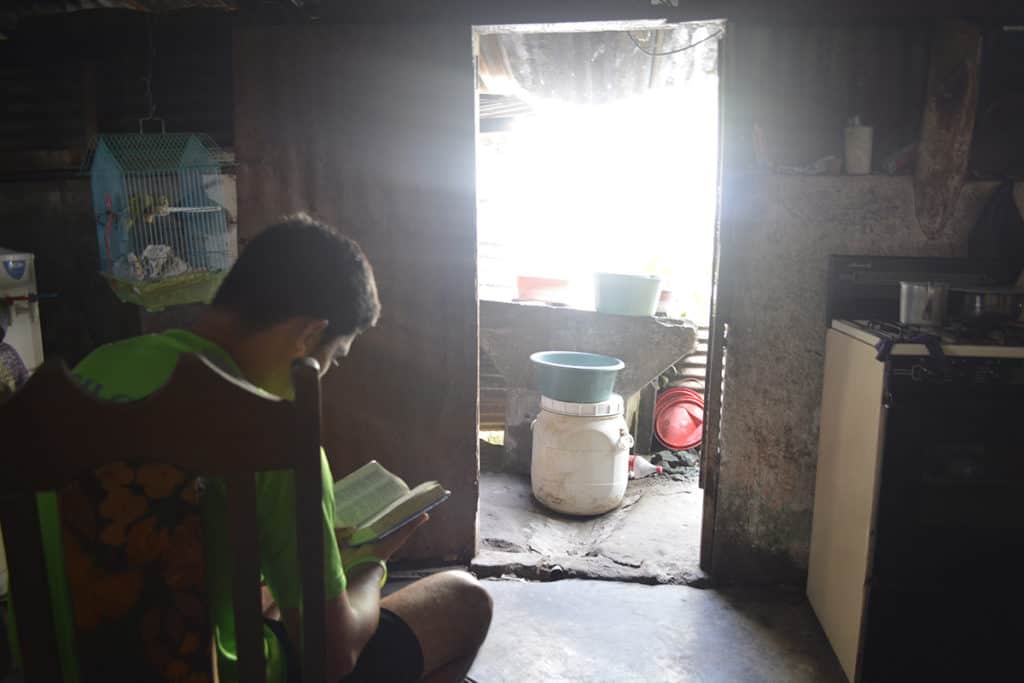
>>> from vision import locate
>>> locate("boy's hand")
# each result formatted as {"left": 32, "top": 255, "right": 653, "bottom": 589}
{"left": 338, "top": 513, "right": 429, "bottom": 565}
{"left": 335, "top": 526, "right": 358, "bottom": 546}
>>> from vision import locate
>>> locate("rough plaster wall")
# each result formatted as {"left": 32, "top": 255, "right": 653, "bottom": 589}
{"left": 713, "top": 174, "right": 1018, "bottom": 584}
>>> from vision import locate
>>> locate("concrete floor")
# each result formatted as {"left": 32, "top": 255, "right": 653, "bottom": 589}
{"left": 468, "top": 474, "right": 844, "bottom": 682}
{"left": 474, "top": 472, "right": 705, "bottom": 584}
{"left": 2, "top": 474, "right": 842, "bottom": 683}
{"left": 469, "top": 578, "right": 845, "bottom": 683}
{"left": 2, "top": 580, "right": 845, "bottom": 683}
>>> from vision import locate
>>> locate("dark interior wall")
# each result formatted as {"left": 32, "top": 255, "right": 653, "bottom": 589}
{"left": 245, "top": 7, "right": 1022, "bottom": 578}
{"left": 0, "top": 9, "right": 235, "bottom": 363}
{"left": 723, "top": 22, "right": 931, "bottom": 171}
{"left": 970, "top": 25, "right": 1024, "bottom": 177}
{"left": 0, "top": 9, "right": 234, "bottom": 167}
{"left": 290, "top": 0, "right": 1024, "bottom": 25}
{"left": 717, "top": 20, "right": 1024, "bottom": 178}
{"left": 4, "top": 2, "right": 1022, "bottom": 578}
{"left": 233, "top": 24, "right": 479, "bottom": 564}
{"left": 0, "top": 179, "right": 139, "bottom": 364}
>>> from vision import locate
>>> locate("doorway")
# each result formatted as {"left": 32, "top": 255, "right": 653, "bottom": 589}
{"left": 473, "top": 20, "right": 723, "bottom": 584}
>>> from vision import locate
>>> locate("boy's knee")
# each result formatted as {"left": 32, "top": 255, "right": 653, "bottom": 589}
{"left": 445, "top": 571, "right": 493, "bottom": 629}
{"left": 467, "top": 577, "right": 494, "bottom": 626}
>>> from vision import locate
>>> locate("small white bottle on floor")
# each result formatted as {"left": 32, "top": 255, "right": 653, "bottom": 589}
{"left": 629, "top": 455, "right": 663, "bottom": 479}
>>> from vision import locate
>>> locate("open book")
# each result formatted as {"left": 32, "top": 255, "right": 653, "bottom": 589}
{"left": 333, "top": 461, "right": 450, "bottom": 547}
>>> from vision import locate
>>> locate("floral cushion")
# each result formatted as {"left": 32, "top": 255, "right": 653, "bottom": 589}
{"left": 59, "top": 462, "right": 211, "bottom": 683}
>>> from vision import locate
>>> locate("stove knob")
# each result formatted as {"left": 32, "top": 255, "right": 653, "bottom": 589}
{"left": 975, "top": 366, "right": 999, "bottom": 383}
{"left": 911, "top": 364, "right": 931, "bottom": 382}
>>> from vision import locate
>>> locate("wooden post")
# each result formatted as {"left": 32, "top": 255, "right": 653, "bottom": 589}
{"left": 914, "top": 21, "right": 982, "bottom": 240}
{"left": 635, "top": 381, "right": 658, "bottom": 455}
{"left": 502, "top": 387, "right": 541, "bottom": 475}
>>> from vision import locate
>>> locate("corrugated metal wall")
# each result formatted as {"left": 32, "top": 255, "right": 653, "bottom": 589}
{"left": 0, "top": 10, "right": 233, "bottom": 169}
{"left": 0, "top": 63, "right": 89, "bottom": 153}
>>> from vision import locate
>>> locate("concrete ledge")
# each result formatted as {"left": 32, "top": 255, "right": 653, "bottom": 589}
{"left": 480, "top": 300, "right": 698, "bottom": 472}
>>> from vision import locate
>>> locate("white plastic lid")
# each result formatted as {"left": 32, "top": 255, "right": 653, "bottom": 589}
{"left": 540, "top": 393, "right": 624, "bottom": 417}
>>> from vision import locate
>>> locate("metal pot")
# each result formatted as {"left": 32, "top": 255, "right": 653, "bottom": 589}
{"left": 899, "top": 282, "right": 949, "bottom": 327}
{"left": 949, "top": 287, "right": 1024, "bottom": 326}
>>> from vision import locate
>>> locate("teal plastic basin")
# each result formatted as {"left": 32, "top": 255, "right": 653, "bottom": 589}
{"left": 530, "top": 351, "right": 625, "bottom": 403}
{"left": 594, "top": 273, "right": 663, "bottom": 317}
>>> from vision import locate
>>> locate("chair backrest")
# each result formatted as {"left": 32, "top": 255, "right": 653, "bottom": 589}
{"left": 56, "top": 459, "right": 210, "bottom": 682}
{"left": 0, "top": 354, "right": 327, "bottom": 683}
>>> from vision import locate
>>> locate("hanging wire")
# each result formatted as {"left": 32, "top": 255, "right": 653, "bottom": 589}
{"left": 627, "top": 28, "right": 723, "bottom": 57}
{"left": 145, "top": 16, "right": 155, "bottom": 118}
{"left": 139, "top": 14, "right": 160, "bottom": 129}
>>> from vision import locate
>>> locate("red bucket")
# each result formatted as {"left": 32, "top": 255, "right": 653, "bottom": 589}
{"left": 654, "top": 387, "right": 705, "bottom": 451}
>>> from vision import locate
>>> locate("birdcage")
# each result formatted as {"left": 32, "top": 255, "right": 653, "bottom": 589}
{"left": 87, "top": 132, "right": 233, "bottom": 311}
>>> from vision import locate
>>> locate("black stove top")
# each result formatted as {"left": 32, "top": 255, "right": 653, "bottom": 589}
{"left": 847, "top": 319, "right": 1024, "bottom": 346}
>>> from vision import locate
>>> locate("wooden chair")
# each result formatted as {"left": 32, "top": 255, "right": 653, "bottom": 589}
{"left": 0, "top": 354, "right": 327, "bottom": 683}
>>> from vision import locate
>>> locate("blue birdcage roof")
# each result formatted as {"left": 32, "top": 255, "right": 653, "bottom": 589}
{"left": 87, "top": 133, "right": 227, "bottom": 173}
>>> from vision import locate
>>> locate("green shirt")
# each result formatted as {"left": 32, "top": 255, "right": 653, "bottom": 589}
{"left": 43, "top": 329, "right": 345, "bottom": 683}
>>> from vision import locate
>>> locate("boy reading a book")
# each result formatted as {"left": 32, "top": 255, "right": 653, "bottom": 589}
{"left": 72, "top": 214, "right": 492, "bottom": 682}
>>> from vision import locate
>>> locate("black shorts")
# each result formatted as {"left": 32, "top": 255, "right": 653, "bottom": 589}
{"left": 265, "top": 608, "right": 424, "bottom": 683}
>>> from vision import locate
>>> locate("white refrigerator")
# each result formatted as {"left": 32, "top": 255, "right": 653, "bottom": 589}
{"left": 0, "top": 247, "right": 44, "bottom": 598}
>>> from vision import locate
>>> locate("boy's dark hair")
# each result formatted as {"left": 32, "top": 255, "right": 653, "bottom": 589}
{"left": 213, "top": 214, "right": 380, "bottom": 340}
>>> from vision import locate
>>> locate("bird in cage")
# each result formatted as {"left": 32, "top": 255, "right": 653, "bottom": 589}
{"left": 127, "top": 194, "right": 172, "bottom": 228}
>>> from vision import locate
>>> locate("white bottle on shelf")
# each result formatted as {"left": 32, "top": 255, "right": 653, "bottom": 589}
{"left": 844, "top": 115, "right": 873, "bottom": 175}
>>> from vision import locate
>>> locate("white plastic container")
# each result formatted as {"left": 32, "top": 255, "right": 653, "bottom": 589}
{"left": 531, "top": 394, "right": 633, "bottom": 516}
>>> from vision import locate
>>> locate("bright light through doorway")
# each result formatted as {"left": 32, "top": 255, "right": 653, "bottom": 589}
{"left": 477, "top": 23, "right": 721, "bottom": 323}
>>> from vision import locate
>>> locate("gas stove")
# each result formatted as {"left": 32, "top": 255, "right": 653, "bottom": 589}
{"left": 815, "top": 258, "right": 1024, "bottom": 682}
{"left": 816, "top": 318, "right": 1024, "bottom": 683}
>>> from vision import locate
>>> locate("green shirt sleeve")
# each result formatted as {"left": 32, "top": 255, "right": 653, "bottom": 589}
{"left": 257, "top": 451, "right": 346, "bottom": 609}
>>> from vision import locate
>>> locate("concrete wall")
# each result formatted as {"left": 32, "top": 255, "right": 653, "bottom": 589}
{"left": 710, "top": 174, "right": 1020, "bottom": 583}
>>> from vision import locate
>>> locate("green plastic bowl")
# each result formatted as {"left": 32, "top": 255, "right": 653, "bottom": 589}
{"left": 530, "top": 351, "right": 625, "bottom": 403}
{"left": 594, "top": 273, "right": 662, "bottom": 316}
